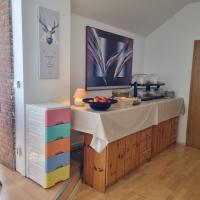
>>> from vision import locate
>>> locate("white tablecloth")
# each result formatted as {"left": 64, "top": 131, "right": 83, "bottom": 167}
{"left": 156, "top": 98, "right": 185, "bottom": 123}
{"left": 71, "top": 98, "right": 185, "bottom": 152}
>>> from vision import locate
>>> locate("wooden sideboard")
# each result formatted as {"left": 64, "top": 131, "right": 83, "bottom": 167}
{"left": 152, "top": 117, "right": 178, "bottom": 156}
{"left": 83, "top": 117, "right": 179, "bottom": 192}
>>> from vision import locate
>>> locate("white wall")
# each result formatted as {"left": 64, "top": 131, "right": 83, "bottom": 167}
{"left": 13, "top": 0, "right": 71, "bottom": 175}
{"left": 22, "top": 0, "right": 71, "bottom": 104}
{"left": 144, "top": 2, "right": 200, "bottom": 144}
{"left": 12, "top": 0, "right": 26, "bottom": 175}
{"left": 70, "top": 14, "right": 145, "bottom": 99}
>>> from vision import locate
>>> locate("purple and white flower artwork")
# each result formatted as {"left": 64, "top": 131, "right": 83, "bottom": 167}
{"left": 86, "top": 26, "right": 134, "bottom": 90}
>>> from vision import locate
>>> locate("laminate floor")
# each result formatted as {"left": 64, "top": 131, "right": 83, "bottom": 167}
{"left": 0, "top": 160, "right": 80, "bottom": 200}
{"left": 74, "top": 144, "right": 200, "bottom": 200}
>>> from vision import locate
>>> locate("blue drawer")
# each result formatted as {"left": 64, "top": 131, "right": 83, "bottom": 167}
{"left": 45, "top": 152, "right": 70, "bottom": 173}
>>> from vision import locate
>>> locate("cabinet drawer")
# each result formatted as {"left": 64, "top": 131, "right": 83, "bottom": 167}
{"left": 45, "top": 108, "right": 71, "bottom": 127}
{"left": 45, "top": 123, "right": 70, "bottom": 143}
{"left": 139, "top": 140, "right": 147, "bottom": 153}
{"left": 45, "top": 152, "right": 70, "bottom": 173}
{"left": 45, "top": 137, "right": 70, "bottom": 158}
{"left": 138, "top": 131, "right": 146, "bottom": 141}
{"left": 139, "top": 150, "right": 151, "bottom": 165}
{"left": 44, "top": 165, "right": 70, "bottom": 188}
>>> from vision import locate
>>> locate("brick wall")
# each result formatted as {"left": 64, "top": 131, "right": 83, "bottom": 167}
{"left": 0, "top": 0, "right": 15, "bottom": 169}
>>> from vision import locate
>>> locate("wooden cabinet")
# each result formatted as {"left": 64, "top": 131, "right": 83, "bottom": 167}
{"left": 124, "top": 134, "right": 137, "bottom": 175}
{"left": 83, "top": 118, "right": 178, "bottom": 192}
{"left": 83, "top": 128, "right": 153, "bottom": 192}
{"left": 152, "top": 125, "right": 161, "bottom": 155}
{"left": 106, "top": 128, "right": 152, "bottom": 188}
{"left": 83, "top": 134, "right": 107, "bottom": 192}
{"left": 106, "top": 138, "right": 126, "bottom": 187}
{"left": 83, "top": 135, "right": 94, "bottom": 187}
{"left": 136, "top": 128, "right": 152, "bottom": 166}
{"left": 152, "top": 117, "right": 179, "bottom": 156}
{"left": 106, "top": 134, "right": 139, "bottom": 187}
{"left": 161, "top": 119, "right": 172, "bottom": 148}
{"left": 171, "top": 117, "right": 179, "bottom": 144}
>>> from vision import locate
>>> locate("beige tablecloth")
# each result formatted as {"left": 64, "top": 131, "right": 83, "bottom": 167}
{"left": 71, "top": 97, "right": 184, "bottom": 152}
{"left": 156, "top": 98, "right": 185, "bottom": 123}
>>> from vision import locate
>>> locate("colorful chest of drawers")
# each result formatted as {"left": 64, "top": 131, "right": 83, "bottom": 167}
{"left": 26, "top": 103, "right": 71, "bottom": 188}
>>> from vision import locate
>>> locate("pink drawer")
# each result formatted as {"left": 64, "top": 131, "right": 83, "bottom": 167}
{"left": 45, "top": 108, "right": 71, "bottom": 127}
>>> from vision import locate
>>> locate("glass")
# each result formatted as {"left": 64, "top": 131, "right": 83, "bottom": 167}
{"left": 131, "top": 74, "right": 148, "bottom": 84}
{"left": 146, "top": 74, "right": 159, "bottom": 84}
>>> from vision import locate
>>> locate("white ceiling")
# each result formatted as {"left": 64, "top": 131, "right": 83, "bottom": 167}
{"left": 72, "top": 0, "right": 199, "bottom": 36}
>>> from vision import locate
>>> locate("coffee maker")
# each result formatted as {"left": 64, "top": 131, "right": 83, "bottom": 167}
{"left": 130, "top": 74, "right": 165, "bottom": 101}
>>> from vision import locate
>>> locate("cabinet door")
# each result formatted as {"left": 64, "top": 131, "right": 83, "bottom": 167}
{"left": 161, "top": 121, "right": 166, "bottom": 148}
{"left": 125, "top": 134, "right": 137, "bottom": 174}
{"left": 166, "top": 120, "right": 172, "bottom": 147}
{"left": 106, "top": 138, "right": 126, "bottom": 186}
{"left": 83, "top": 134, "right": 94, "bottom": 187}
{"left": 144, "top": 128, "right": 152, "bottom": 162}
{"left": 106, "top": 140, "right": 118, "bottom": 187}
{"left": 171, "top": 117, "right": 178, "bottom": 144}
{"left": 160, "top": 122, "right": 165, "bottom": 151}
{"left": 146, "top": 128, "right": 152, "bottom": 152}
{"left": 152, "top": 125, "right": 160, "bottom": 156}
{"left": 83, "top": 134, "right": 107, "bottom": 192}
{"left": 162, "top": 120, "right": 172, "bottom": 148}
{"left": 158, "top": 124, "right": 163, "bottom": 153}
{"left": 152, "top": 118, "right": 178, "bottom": 157}
{"left": 158, "top": 121, "right": 167, "bottom": 150}
{"left": 93, "top": 148, "right": 107, "bottom": 192}
{"left": 116, "top": 138, "right": 126, "bottom": 180}
{"left": 136, "top": 128, "right": 152, "bottom": 166}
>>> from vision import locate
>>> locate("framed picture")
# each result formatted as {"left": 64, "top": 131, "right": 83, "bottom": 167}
{"left": 86, "top": 26, "right": 134, "bottom": 90}
{"left": 38, "top": 7, "right": 59, "bottom": 79}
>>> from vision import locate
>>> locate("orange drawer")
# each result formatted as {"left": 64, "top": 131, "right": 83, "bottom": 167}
{"left": 45, "top": 138, "right": 70, "bottom": 158}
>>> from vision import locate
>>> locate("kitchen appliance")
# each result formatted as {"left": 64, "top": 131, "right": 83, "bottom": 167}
{"left": 130, "top": 74, "right": 165, "bottom": 101}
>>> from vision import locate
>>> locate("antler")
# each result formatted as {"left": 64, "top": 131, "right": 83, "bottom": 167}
{"left": 39, "top": 17, "right": 49, "bottom": 32}
{"left": 50, "top": 20, "right": 59, "bottom": 34}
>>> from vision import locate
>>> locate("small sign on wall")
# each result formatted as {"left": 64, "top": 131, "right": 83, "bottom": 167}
{"left": 38, "top": 7, "right": 59, "bottom": 79}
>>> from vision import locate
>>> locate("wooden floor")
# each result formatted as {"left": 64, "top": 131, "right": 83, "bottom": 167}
{"left": 75, "top": 144, "right": 200, "bottom": 200}
{"left": 1, "top": 145, "right": 200, "bottom": 200}
{"left": 0, "top": 165, "right": 61, "bottom": 200}
{"left": 0, "top": 160, "right": 80, "bottom": 200}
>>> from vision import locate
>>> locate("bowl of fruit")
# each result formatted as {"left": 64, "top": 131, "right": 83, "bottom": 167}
{"left": 83, "top": 96, "right": 118, "bottom": 111}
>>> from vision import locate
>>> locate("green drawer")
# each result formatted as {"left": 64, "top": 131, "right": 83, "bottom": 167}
{"left": 45, "top": 123, "right": 70, "bottom": 143}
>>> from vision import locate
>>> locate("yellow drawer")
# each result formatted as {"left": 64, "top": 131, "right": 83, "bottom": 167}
{"left": 43, "top": 165, "right": 70, "bottom": 188}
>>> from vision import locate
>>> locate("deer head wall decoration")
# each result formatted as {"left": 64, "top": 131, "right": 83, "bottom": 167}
{"left": 39, "top": 17, "right": 59, "bottom": 45}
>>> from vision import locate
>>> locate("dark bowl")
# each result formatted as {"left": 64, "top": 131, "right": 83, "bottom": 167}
{"left": 83, "top": 98, "right": 118, "bottom": 111}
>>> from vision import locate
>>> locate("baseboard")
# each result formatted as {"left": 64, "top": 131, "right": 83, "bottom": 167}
{"left": 176, "top": 142, "right": 186, "bottom": 146}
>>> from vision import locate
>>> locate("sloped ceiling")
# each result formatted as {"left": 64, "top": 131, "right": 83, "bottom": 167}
{"left": 72, "top": 0, "right": 199, "bottom": 36}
